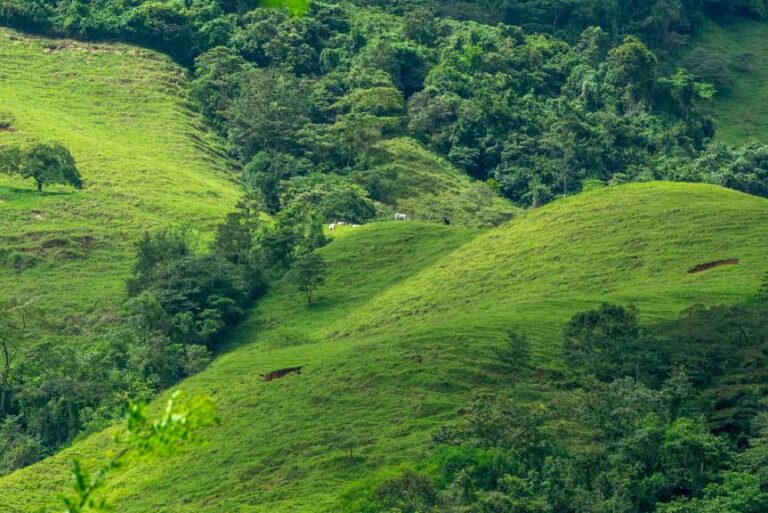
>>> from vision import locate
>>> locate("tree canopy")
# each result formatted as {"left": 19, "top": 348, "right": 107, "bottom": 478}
{"left": 0, "top": 142, "right": 82, "bottom": 192}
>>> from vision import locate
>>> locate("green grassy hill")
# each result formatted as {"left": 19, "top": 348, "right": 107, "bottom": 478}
{"left": 367, "top": 138, "right": 517, "bottom": 227}
{"left": 683, "top": 19, "right": 768, "bottom": 144}
{"left": 0, "top": 29, "right": 241, "bottom": 342}
{"left": 0, "top": 29, "right": 513, "bottom": 349}
{"left": 3, "top": 182, "right": 767, "bottom": 512}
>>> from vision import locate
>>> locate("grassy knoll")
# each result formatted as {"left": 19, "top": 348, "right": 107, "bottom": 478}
{"left": 684, "top": 19, "right": 768, "bottom": 144}
{"left": 2, "top": 182, "right": 767, "bottom": 512}
{"left": 0, "top": 29, "right": 241, "bottom": 341}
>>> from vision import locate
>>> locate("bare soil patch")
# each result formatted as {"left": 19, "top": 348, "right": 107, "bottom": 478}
{"left": 263, "top": 366, "right": 303, "bottom": 382}
{"left": 688, "top": 259, "right": 739, "bottom": 274}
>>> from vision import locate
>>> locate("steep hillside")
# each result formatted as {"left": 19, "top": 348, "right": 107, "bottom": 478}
{"left": 3, "top": 182, "right": 767, "bottom": 512}
{"left": 684, "top": 20, "right": 768, "bottom": 144}
{"left": 0, "top": 29, "right": 241, "bottom": 342}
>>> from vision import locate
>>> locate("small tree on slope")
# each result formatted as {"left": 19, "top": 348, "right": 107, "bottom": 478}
{"left": 0, "top": 142, "right": 82, "bottom": 192}
{"left": 292, "top": 253, "right": 327, "bottom": 306}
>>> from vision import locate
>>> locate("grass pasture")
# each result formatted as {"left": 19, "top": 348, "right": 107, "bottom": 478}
{"left": 0, "top": 29, "right": 241, "bottom": 341}
{"left": 684, "top": 19, "right": 768, "bottom": 144}
{"left": 2, "top": 182, "right": 767, "bottom": 512}
{"left": 261, "top": 0, "right": 311, "bottom": 14}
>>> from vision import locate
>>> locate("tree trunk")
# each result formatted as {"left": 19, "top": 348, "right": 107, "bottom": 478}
{"left": 36, "top": 179, "right": 43, "bottom": 192}
{"left": 0, "top": 342, "right": 11, "bottom": 416}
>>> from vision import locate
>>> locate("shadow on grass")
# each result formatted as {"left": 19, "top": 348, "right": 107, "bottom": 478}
{"left": 0, "top": 185, "right": 78, "bottom": 201}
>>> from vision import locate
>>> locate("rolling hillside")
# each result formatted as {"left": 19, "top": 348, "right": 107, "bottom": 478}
{"left": 0, "top": 29, "right": 241, "bottom": 342}
{"left": 0, "top": 29, "right": 513, "bottom": 353}
{"left": 3, "top": 182, "right": 767, "bottom": 512}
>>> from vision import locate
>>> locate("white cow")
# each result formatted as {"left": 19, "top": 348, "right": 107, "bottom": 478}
{"left": 329, "top": 223, "right": 336, "bottom": 232}
{"left": 394, "top": 213, "right": 408, "bottom": 221}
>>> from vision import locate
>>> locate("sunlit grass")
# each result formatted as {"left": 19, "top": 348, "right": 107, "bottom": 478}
{"left": 0, "top": 29, "right": 240, "bottom": 345}
{"left": 261, "top": 0, "right": 310, "bottom": 15}
{"left": 3, "top": 182, "right": 767, "bottom": 513}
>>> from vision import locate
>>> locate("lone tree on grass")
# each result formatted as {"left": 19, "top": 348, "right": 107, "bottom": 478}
{"left": 292, "top": 253, "right": 326, "bottom": 306}
{"left": 0, "top": 142, "right": 82, "bottom": 192}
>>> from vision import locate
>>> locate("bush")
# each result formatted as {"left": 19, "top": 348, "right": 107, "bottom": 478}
{"left": 375, "top": 470, "right": 437, "bottom": 513}
{"left": 280, "top": 173, "right": 378, "bottom": 224}
{"left": 291, "top": 253, "right": 327, "bottom": 306}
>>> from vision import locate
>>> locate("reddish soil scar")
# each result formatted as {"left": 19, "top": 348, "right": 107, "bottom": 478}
{"left": 263, "top": 366, "right": 303, "bottom": 382}
{"left": 687, "top": 259, "right": 739, "bottom": 274}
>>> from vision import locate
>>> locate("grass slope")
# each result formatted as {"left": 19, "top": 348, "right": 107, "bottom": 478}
{"left": 3, "top": 182, "right": 767, "bottom": 512}
{"left": 261, "top": 0, "right": 310, "bottom": 14}
{"left": 368, "top": 138, "right": 517, "bottom": 227}
{"left": 684, "top": 19, "right": 768, "bottom": 144}
{"left": 0, "top": 30, "right": 240, "bottom": 342}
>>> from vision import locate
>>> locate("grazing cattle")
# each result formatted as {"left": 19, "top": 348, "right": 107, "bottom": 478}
{"left": 394, "top": 213, "right": 408, "bottom": 221}
{"left": 350, "top": 224, "right": 361, "bottom": 228}
{"left": 442, "top": 216, "right": 451, "bottom": 225}
{"left": 329, "top": 223, "right": 336, "bottom": 232}
{"left": 337, "top": 221, "right": 347, "bottom": 226}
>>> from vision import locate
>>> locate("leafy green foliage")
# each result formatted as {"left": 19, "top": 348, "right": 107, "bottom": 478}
{"left": 3, "top": 0, "right": 768, "bottom": 510}
{"left": 181, "top": 1, "right": 763, "bottom": 210}
{"left": 0, "top": 142, "right": 81, "bottom": 192}
{"left": 1, "top": 0, "right": 768, "bottom": 214}
{"left": 127, "top": 229, "right": 252, "bottom": 348}
{"left": 366, "top": 291, "right": 768, "bottom": 512}
{"left": 375, "top": 469, "right": 437, "bottom": 513}
{"left": 563, "top": 303, "right": 666, "bottom": 383}
{"left": 370, "top": 374, "right": 747, "bottom": 513}
{"left": 226, "top": 69, "right": 313, "bottom": 160}
{"left": 0, "top": 416, "right": 45, "bottom": 475}
{"left": 0, "top": 29, "right": 241, "bottom": 478}
{"left": 291, "top": 253, "right": 327, "bottom": 306}
{"left": 61, "top": 392, "right": 217, "bottom": 513}
{"left": 244, "top": 152, "right": 311, "bottom": 215}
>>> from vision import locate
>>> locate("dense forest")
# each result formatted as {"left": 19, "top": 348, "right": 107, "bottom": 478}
{"left": 1, "top": 1, "right": 768, "bottom": 512}
{"left": 1, "top": 0, "right": 767, "bottom": 209}
{"left": 351, "top": 298, "right": 768, "bottom": 513}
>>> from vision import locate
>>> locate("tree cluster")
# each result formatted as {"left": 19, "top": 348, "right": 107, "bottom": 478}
{"left": 187, "top": 3, "right": 768, "bottom": 209}
{"left": 0, "top": 193, "right": 328, "bottom": 475}
{"left": 364, "top": 296, "right": 768, "bottom": 513}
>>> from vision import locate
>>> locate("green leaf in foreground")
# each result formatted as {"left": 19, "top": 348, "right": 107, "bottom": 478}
{"left": 59, "top": 392, "right": 218, "bottom": 513}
